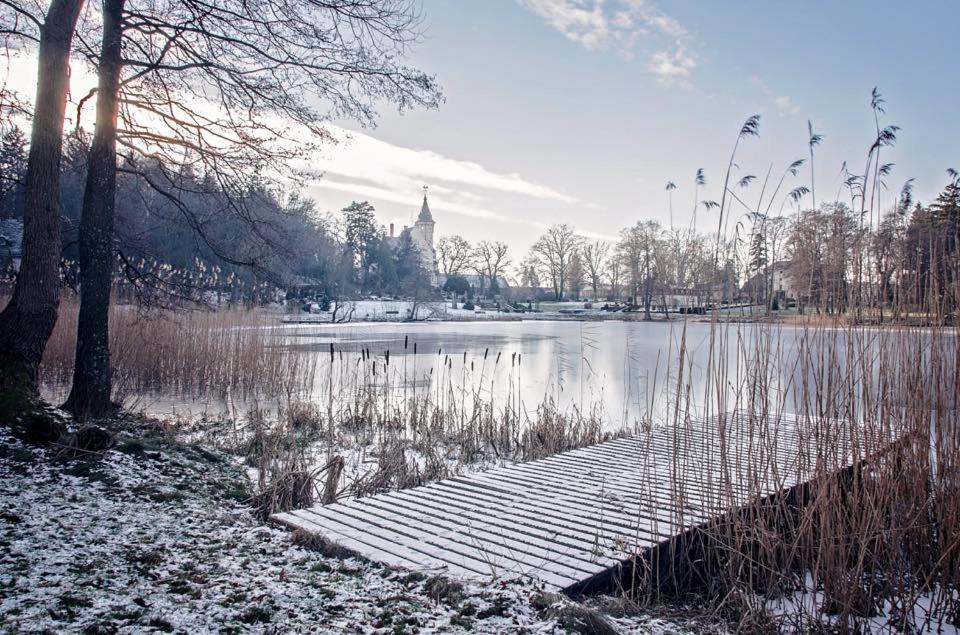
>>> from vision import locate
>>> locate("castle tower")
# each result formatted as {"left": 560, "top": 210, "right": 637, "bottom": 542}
{"left": 410, "top": 187, "right": 439, "bottom": 283}
{"left": 415, "top": 192, "right": 435, "bottom": 245}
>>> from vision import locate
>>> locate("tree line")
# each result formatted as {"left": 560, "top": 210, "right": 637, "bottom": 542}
{"left": 0, "top": 130, "right": 436, "bottom": 306}
{"left": 505, "top": 171, "right": 959, "bottom": 324}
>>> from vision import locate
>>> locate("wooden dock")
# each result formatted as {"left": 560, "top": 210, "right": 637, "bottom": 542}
{"left": 272, "top": 412, "right": 890, "bottom": 594}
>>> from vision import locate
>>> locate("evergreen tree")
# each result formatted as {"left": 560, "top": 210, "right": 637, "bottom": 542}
{"left": 342, "top": 201, "right": 382, "bottom": 291}
{"left": 394, "top": 230, "right": 429, "bottom": 297}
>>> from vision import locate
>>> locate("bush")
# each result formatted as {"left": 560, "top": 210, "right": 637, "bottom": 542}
{"left": 463, "top": 300, "right": 475, "bottom": 311}
{"left": 442, "top": 274, "right": 470, "bottom": 296}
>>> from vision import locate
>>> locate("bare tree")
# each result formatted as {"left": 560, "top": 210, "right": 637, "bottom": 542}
{"left": 581, "top": 240, "right": 608, "bottom": 300}
{"left": 620, "top": 220, "right": 665, "bottom": 320}
{"left": 566, "top": 247, "right": 585, "bottom": 300}
{"left": 64, "top": 0, "right": 124, "bottom": 417}
{"left": 62, "top": 0, "right": 442, "bottom": 417}
{"left": 529, "top": 223, "right": 581, "bottom": 301}
{"left": 872, "top": 180, "right": 913, "bottom": 318}
{"left": 437, "top": 234, "right": 472, "bottom": 275}
{"left": 472, "top": 240, "right": 510, "bottom": 298}
{"left": 518, "top": 255, "right": 540, "bottom": 289}
{"left": 791, "top": 203, "right": 859, "bottom": 314}
{"left": 605, "top": 250, "right": 624, "bottom": 301}
{"left": 0, "top": 0, "right": 84, "bottom": 409}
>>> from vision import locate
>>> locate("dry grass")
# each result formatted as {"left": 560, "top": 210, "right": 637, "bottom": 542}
{"left": 40, "top": 296, "right": 317, "bottom": 402}
{"left": 621, "top": 312, "right": 960, "bottom": 631}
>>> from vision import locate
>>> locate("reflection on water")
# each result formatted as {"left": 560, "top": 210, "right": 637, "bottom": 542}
{"left": 120, "top": 318, "right": 955, "bottom": 431}
{"left": 278, "top": 319, "right": 708, "bottom": 428}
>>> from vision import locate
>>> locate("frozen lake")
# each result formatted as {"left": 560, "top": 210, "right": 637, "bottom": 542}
{"left": 270, "top": 319, "right": 921, "bottom": 429}
{"left": 119, "top": 317, "right": 952, "bottom": 430}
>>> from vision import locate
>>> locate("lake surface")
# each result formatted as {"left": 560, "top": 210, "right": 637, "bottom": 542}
{"left": 272, "top": 319, "right": 891, "bottom": 429}
{"left": 124, "top": 317, "right": 952, "bottom": 431}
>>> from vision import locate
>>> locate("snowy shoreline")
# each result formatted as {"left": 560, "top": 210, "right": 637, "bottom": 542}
{"left": 0, "top": 428, "right": 691, "bottom": 634}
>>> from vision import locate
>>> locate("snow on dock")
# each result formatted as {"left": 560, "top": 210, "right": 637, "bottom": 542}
{"left": 272, "top": 412, "right": 895, "bottom": 594}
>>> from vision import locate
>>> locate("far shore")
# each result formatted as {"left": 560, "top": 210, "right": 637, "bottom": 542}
{"left": 278, "top": 306, "right": 954, "bottom": 329}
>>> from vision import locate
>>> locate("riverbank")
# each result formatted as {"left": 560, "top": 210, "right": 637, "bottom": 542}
{"left": 0, "top": 420, "right": 699, "bottom": 634}
{"left": 281, "top": 300, "right": 770, "bottom": 325}
{"left": 283, "top": 305, "right": 957, "bottom": 329}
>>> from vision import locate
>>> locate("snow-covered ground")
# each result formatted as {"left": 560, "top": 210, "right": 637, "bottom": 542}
{"left": 282, "top": 300, "right": 618, "bottom": 323}
{"left": 0, "top": 430, "right": 695, "bottom": 634}
{"left": 765, "top": 573, "right": 959, "bottom": 634}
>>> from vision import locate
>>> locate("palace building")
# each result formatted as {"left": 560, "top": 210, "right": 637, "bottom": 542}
{"left": 386, "top": 189, "right": 439, "bottom": 285}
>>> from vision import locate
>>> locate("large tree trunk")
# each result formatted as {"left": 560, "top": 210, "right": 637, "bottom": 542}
{"left": 65, "top": 0, "right": 125, "bottom": 420}
{"left": 0, "top": 0, "right": 84, "bottom": 400}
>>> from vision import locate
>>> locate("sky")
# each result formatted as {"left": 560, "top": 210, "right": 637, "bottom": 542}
{"left": 307, "top": 0, "right": 959, "bottom": 257}
{"left": 3, "top": 1, "right": 958, "bottom": 261}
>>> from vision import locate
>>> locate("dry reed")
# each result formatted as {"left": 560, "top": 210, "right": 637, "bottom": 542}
{"left": 622, "top": 314, "right": 959, "bottom": 631}
{"left": 40, "top": 296, "right": 318, "bottom": 401}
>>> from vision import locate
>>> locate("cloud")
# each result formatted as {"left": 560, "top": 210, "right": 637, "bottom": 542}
{"left": 775, "top": 95, "right": 801, "bottom": 116}
{"left": 517, "top": 0, "right": 611, "bottom": 49}
{"left": 310, "top": 178, "right": 547, "bottom": 229}
{"left": 619, "top": 0, "right": 687, "bottom": 37}
{"left": 307, "top": 126, "right": 577, "bottom": 205}
{"left": 300, "top": 126, "right": 581, "bottom": 232}
{"left": 649, "top": 45, "right": 696, "bottom": 84}
{"left": 518, "top": 0, "right": 688, "bottom": 50}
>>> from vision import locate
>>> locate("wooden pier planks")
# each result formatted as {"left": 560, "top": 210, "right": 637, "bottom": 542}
{"left": 272, "top": 412, "right": 892, "bottom": 593}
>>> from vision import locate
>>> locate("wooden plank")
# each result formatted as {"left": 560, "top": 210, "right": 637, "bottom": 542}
{"left": 541, "top": 439, "right": 801, "bottom": 501}
{"left": 271, "top": 412, "right": 879, "bottom": 592}
{"left": 498, "top": 457, "right": 721, "bottom": 521}
{"left": 310, "top": 496, "right": 582, "bottom": 587}
{"left": 277, "top": 510, "right": 438, "bottom": 572}
{"left": 344, "top": 495, "right": 610, "bottom": 578}
{"left": 441, "top": 475, "right": 676, "bottom": 539}
{"left": 380, "top": 485, "right": 635, "bottom": 558}
{"left": 421, "top": 479, "right": 668, "bottom": 546}
{"left": 516, "top": 441, "right": 783, "bottom": 507}
{"left": 470, "top": 461, "right": 713, "bottom": 528}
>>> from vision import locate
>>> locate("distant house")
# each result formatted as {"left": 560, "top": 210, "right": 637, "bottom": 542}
{"left": 0, "top": 218, "right": 23, "bottom": 271}
{"left": 508, "top": 285, "right": 553, "bottom": 301}
{"left": 770, "top": 261, "right": 795, "bottom": 301}
{"left": 660, "top": 287, "right": 702, "bottom": 309}
{"left": 740, "top": 261, "right": 796, "bottom": 304}
{"left": 438, "top": 273, "right": 510, "bottom": 296}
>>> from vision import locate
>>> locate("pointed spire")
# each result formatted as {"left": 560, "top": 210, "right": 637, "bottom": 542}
{"left": 417, "top": 185, "right": 433, "bottom": 223}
